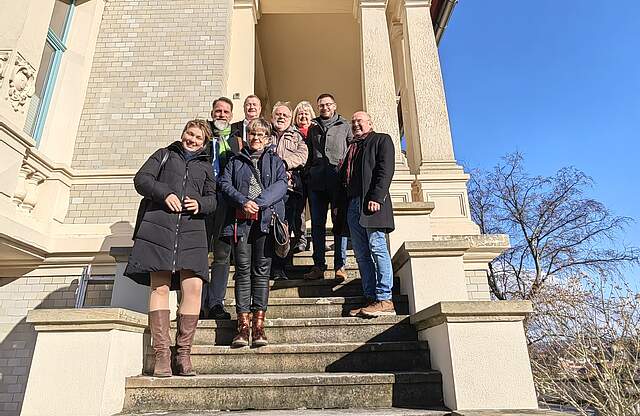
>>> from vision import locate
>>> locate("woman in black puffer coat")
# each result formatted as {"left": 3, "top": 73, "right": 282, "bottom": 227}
{"left": 125, "top": 119, "right": 216, "bottom": 378}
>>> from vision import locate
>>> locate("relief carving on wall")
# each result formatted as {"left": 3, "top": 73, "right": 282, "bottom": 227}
{"left": 7, "top": 53, "right": 36, "bottom": 112}
{"left": 0, "top": 50, "right": 10, "bottom": 83}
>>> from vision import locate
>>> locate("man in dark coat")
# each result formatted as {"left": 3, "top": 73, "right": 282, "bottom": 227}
{"left": 230, "top": 95, "right": 262, "bottom": 142}
{"left": 338, "top": 111, "right": 396, "bottom": 317}
{"left": 303, "top": 93, "right": 351, "bottom": 280}
{"left": 201, "top": 97, "right": 243, "bottom": 320}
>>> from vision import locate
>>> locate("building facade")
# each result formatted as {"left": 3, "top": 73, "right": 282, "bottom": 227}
{"left": 0, "top": 1, "right": 539, "bottom": 415}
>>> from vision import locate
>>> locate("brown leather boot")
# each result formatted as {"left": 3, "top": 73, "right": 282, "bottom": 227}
{"left": 252, "top": 310, "right": 268, "bottom": 347}
{"left": 174, "top": 313, "right": 199, "bottom": 376}
{"left": 231, "top": 312, "right": 251, "bottom": 348}
{"left": 148, "top": 310, "right": 172, "bottom": 377}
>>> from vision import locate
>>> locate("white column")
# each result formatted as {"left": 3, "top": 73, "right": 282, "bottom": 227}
{"left": 401, "top": 0, "right": 455, "bottom": 168}
{"left": 225, "top": 0, "right": 259, "bottom": 120}
{"left": 357, "top": 0, "right": 414, "bottom": 202}
{"left": 386, "top": 0, "right": 478, "bottom": 234}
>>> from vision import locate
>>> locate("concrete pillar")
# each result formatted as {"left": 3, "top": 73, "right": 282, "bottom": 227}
{"left": 0, "top": 0, "right": 55, "bottom": 128}
{"left": 400, "top": 0, "right": 455, "bottom": 168}
{"left": 385, "top": 0, "right": 478, "bottom": 233}
{"left": 356, "top": 0, "right": 414, "bottom": 202}
{"left": 226, "top": 0, "right": 259, "bottom": 120}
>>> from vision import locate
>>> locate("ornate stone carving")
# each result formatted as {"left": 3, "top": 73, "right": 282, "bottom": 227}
{"left": 13, "top": 163, "right": 46, "bottom": 212}
{"left": 7, "top": 53, "right": 36, "bottom": 112}
{"left": 0, "top": 50, "right": 10, "bottom": 82}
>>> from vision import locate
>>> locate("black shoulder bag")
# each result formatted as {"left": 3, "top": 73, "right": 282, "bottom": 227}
{"left": 132, "top": 149, "right": 169, "bottom": 240}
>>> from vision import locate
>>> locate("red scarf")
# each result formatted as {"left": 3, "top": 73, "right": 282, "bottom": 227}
{"left": 298, "top": 125, "right": 309, "bottom": 139}
{"left": 344, "top": 132, "right": 371, "bottom": 185}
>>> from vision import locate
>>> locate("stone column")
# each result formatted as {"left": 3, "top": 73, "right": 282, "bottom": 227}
{"left": 356, "top": 0, "right": 413, "bottom": 202}
{"left": 226, "top": 0, "right": 260, "bottom": 119}
{"left": 387, "top": 0, "right": 478, "bottom": 234}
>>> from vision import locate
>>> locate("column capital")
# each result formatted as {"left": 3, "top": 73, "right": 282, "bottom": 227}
{"left": 233, "top": 0, "right": 261, "bottom": 22}
{"left": 404, "top": 0, "right": 432, "bottom": 8}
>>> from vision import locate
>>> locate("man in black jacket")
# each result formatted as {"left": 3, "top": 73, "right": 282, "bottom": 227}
{"left": 230, "top": 95, "right": 262, "bottom": 143}
{"left": 303, "top": 94, "right": 351, "bottom": 280}
{"left": 339, "top": 111, "right": 396, "bottom": 317}
{"left": 201, "top": 97, "right": 243, "bottom": 320}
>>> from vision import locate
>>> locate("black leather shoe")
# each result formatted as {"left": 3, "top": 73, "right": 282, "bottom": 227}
{"left": 272, "top": 271, "right": 288, "bottom": 281}
{"left": 208, "top": 304, "right": 231, "bottom": 320}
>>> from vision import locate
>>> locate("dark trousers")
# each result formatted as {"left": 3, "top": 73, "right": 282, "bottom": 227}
{"left": 202, "top": 205, "right": 232, "bottom": 311}
{"left": 233, "top": 224, "right": 272, "bottom": 313}
{"left": 272, "top": 191, "right": 304, "bottom": 274}
{"left": 308, "top": 189, "right": 347, "bottom": 270}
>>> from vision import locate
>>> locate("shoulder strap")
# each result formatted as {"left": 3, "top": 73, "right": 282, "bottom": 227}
{"left": 156, "top": 148, "right": 169, "bottom": 179}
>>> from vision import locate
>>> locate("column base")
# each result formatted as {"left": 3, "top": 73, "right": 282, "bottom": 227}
{"left": 411, "top": 301, "right": 538, "bottom": 411}
{"left": 413, "top": 163, "right": 479, "bottom": 236}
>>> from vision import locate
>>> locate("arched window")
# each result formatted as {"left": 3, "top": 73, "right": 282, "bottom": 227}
{"left": 25, "top": 0, "right": 75, "bottom": 143}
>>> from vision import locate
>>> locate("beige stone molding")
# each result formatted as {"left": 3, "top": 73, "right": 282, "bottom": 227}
{"left": 27, "top": 307, "right": 148, "bottom": 333}
{"left": 433, "top": 234, "right": 510, "bottom": 271}
{"left": 260, "top": 0, "right": 353, "bottom": 14}
{"left": 392, "top": 240, "right": 471, "bottom": 270}
{"left": 404, "top": 0, "right": 432, "bottom": 8}
{"left": 234, "top": 0, "right": 261, "bottom": 22}
{"left": 7, "top": 52, "right": 36, "bottom": 112}
{"left": 393, "top": 201, "right": 435, "bottom": 216}
{"left": 411, "top": 300, "right": 533, "bottom": 331}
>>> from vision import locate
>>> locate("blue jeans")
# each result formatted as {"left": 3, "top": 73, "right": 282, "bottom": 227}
{"left": 308, "top": 189, "right": 347, "bottom": 270}
{"left": 347, "top": 197, "right": 393, "bottom": 301}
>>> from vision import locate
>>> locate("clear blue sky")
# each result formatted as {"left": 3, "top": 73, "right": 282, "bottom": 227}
{"left": 439, "top": 1, "right": 640, "bottom": 280}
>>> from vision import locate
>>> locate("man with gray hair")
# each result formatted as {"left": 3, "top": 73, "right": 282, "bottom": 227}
{"left": 338, "top": 111, "right": 396, "bottom": 317}
{"left": 201, "top": 97, "right": 242, "bottom": 320}
{"left": 269, "top": 101, "right": 308, "bottom": 280}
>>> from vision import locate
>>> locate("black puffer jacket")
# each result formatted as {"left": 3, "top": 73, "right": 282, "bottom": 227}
{"left": 125, "top": 141, "right": 217, "bottom": 289}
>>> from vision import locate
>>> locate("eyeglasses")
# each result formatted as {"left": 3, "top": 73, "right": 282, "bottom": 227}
{"left": 318, "top": 103, "right": 335, "bottom": 108}
{"left": 249, "top": 131, "right": 267, "bottom": 139}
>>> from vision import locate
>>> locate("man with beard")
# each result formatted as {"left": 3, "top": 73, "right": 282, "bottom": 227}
{"left": 201, "top": 97, "right": 243, "bottom": 320}
{"left": 231, "top": 95, "right": 262, "bottom": 143}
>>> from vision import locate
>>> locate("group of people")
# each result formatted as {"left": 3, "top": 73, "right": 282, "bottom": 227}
{"left": 124, "top": 93, "right": 397, "bottom": 378}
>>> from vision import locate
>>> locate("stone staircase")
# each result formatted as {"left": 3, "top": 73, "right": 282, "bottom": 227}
{"left": 121, "top": 243, "right": 445, "bottom": 413}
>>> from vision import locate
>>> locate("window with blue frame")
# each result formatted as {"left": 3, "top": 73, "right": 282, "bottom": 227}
{"left": 25, "top": 0, "right": 75, "bottom": 143}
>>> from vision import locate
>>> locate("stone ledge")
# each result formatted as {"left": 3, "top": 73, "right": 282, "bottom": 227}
{"left": 410, "top": 301, "right": 533, "bottom": 330}
{"left": 452, "top": 411, "right": 570, "bottom": 416}
{"left": 392, "top": 240, "right": 472, "bottom": 270}
{"left": 126, "top": 371, "right": 441, "bottom": 388}
{"left": 27, "top": 307, "right": 148, "bottom": 333}
{"left": 393, "top": 201, "right": 435, "bottom": 216}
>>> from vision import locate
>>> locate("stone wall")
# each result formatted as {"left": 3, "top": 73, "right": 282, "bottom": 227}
{"left": 0, "top": 273, "right": 114, "bottom": 415}
{"left": 465, "top": 270, "right": 491, "bottom": 300}
{"left": 64, "top": 183, "right": 138, "bottom": 225}
{"left": 66, "top": 0, "right": 233, "bottom": 224}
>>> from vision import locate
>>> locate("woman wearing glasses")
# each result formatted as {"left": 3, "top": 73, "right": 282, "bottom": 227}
{"left": 218, "top": 118, "right": 287, "bottom": 347}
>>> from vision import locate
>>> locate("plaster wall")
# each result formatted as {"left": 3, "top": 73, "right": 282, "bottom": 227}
{"left": 256, "top": 13, "right": 363, "bottom": 119}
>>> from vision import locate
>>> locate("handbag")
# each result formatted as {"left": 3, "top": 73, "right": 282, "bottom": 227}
{"left": 132, "top": 149, "right": 169, "bottom": 240}
{"left": 272, "top": 212, "right": 290, "bottom": 258}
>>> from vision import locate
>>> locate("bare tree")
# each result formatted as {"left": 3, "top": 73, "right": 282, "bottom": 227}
{"left": 469, "top": 153, "right": 640, "bottom": 414}
{"left": 468, "top": 153, "right": 639, "bottom": 301}
{"left": 530, "top": 274, "right": 640, "bottom": 415}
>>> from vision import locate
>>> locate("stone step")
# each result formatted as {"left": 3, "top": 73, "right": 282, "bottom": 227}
{"left": 222, "top": 296, "right": 409, "bottom": 319}
{"left": 123, "top": 371, "right": 444, "bottom": 412}
{"left": 224, "top": 276, "right": 401, "bottom": 299}
{"left": 119, "top": 408, "right": 450, "bottom": 416}
{"left": 145, "top": 341, "right": 430, "bottom": 375}
{"left": 171, "top": 316, "right": 417, "bottom": 345}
